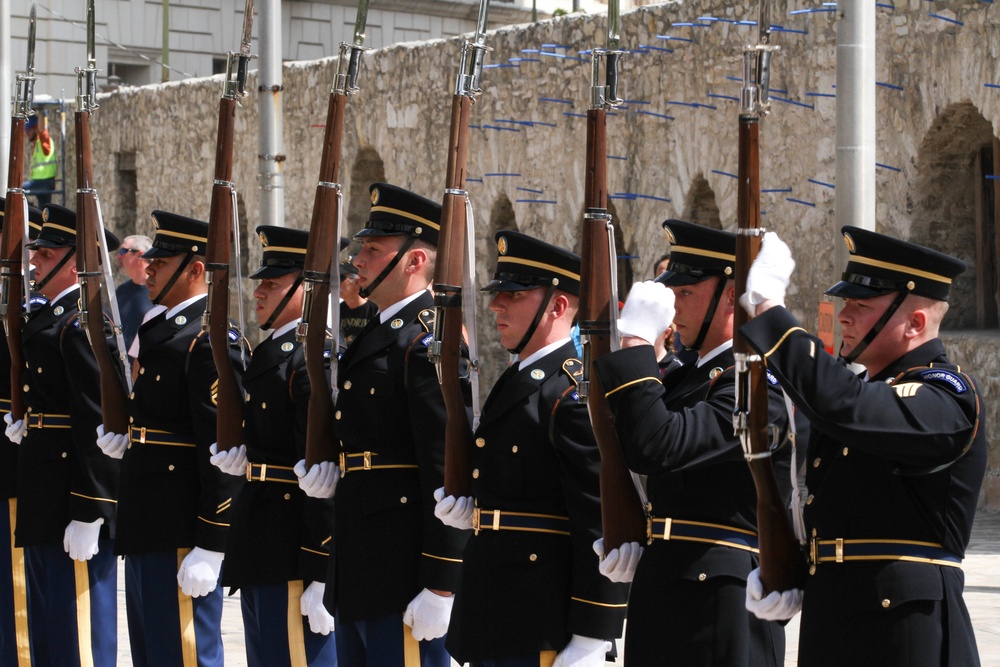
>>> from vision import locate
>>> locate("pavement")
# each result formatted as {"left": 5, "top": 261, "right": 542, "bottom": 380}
{"left": 113, "top": 511, "right": 1000, "bottom": 666}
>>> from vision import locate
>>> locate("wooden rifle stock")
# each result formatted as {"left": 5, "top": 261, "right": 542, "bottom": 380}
{"left": 204, "top": 98, "right": 244, "bottom": 451}
{"left": 438, "top": 94, "right": 474, "bottom": 497}
{"left": 301, "top": 89, "right": 346, "bottom": 467}
{"left": 75, "top": 110, "right": 130, "bottom": 434}
{"left": 735, "top": 115, "right": 805, "bottom": 593}
{"left": 2, "top": 116, "right": 28, "bottom": 421}
{"left": 580, "top": 107, "right": 647, "bottom": 549}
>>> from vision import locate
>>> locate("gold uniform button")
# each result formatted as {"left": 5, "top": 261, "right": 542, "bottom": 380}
{"left": 811, "top": 528, "right": 817, "bottom": 537}
{"left": 22, "top": 385, "right": 28, "bottom": 392}
{"left": 475, "top": 437, "right": 485, "bottom": 448}
{"left": 813, "top": 457, "right": 821, "bottom": 468}
{"left": 806, "top": 494, "right": 814, "bottom": 505}
{"left": 246, "top": 393, "right": 251, "bottom": 401}
{"left": 472, "top": 468, "right": 480, "bottom": 479}
{"left": 529, "top": 554, "right": 537, "bottom": 562}
{"left": 698, "top": 573, "right": 707, "bottom": 582}
{"left": 344, "top": 381, "right": 352, "bottom": 390}
{"left": 842, "top": 447, "right": 849, "bottom": 456}
{"left": 335, "top": 411, "right": 342, "bottom": 420}
{"left": 370, "top": 388, "right": 375, "bottom": 395}
{"left": 283, "top": 493, "right": 291, "bottom": 500}
{"left": 156, "top": 375, "right": 161, "bottom": 381}
{"left": 261, "top": 402, "right": 267, "bottom": 410}
{"left": 809, "top": 565, "right": 817, "bottom": 575}
{"left": 61, "top": 452, "right": 68, "bottom": 459}
{"left": 400, "top": 497, "right": 408, "bottom": 504}
{"left": 168, "top": 465, "right": 175, "bottom": 471}
{"left": 36, "top": 367, "right": 41, "bottom": 373}
{"left": 511, "top": 446, "right": 518, "bottom": 453}
{"left": 130, "top": 392, "right": 135, "bottom": 400}
{"left": 129, "top": 416, "right": 135, "bottom": 424}
{"left": 139, "top": 367, "right": 145, "bottom": 375}
{"left": 881, "top": 599, "right": 891, "bottom": 608}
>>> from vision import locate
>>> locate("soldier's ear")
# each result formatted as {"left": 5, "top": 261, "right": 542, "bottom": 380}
{"left": 187, "top": 260, "right": 206, "bottom": 280}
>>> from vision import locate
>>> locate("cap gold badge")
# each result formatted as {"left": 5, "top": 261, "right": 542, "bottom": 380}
{"left": 42, "top": 208, "right": 49, "bottom": 222}
{"left": 371, "top": 188, "right": 380, "bottom": 205}
{"left": 843, "top": 233, "right": 856, "bottom": 253}
{"left": 663, "top": 226, "right": 676, "bottom": 245}
{"left": 259, "top": 231, "right": 269, "bottom": 246}
{"left": 497, "top": 236, "right": 508, "bottom": 255}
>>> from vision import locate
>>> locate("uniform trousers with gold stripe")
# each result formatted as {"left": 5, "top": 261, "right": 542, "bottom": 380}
{"left": 24, "top": 541, "right": 117, "bottom": 667}
{"left": 124, "top": 550, "right": 223, "bottom": 667}
{"left": 335, "top": 612, "right": 447, "bottom": 667}
{"left": 240, "top": 583, "right": 337, "bottom": 667}
{"left": 0, "top": 498, "right": 30, "bottom": 666}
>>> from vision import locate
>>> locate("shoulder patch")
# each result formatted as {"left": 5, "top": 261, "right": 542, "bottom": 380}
{"left": 417, "top": 309, "right": 435, "bottom": 333}
{"left": 919, "top": 369, "right": 968, "bottom": 394}
{"left": 765, "top": 369, "right": 779, "bottom": 386}
{"left": 562, "top": 358, "right": 584, "bottom": 387}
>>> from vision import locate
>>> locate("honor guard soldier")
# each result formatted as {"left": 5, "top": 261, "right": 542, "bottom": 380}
{"left": 435, "top": 231, "right": 629, "bottom": 666}
{"left": 740, "top": 228, "right": 986, "bottom": 666}
{"left": 591, "top": 220, "right": 791, "bottom": 666}
{"left": 297, "top": 183, "right": 470, "bottom": 667}
{"left": 94, "top": 210, "right": 244, "bottom": 667}
{"left": 210, "top": 225, "right": 337, "bottom": 666}
{"left": 2, "top": 204, "right": 121, "bottom": 667}
{"left": 0, "top": 200, "right": 43, "bottom": 665}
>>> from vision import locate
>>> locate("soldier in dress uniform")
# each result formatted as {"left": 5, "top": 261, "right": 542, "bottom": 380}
{"left": 0, "top": 199, "right": 43, "bottom": 666}
{"left": 739, "top": 228, "right": 986, "bottom": 666}
{"left": 434, "top": 231, "right": 629, "bottom": 666}
{"left": 591, "top": 219, "right": 791, "bottom": 666}
{"left": 209, "top": 225, "right": 337, "bottom": 666}
{"left": 2, "top": 203, "right": 121, "bottom": 666}
{"left": 94, "top": 210, "right": 244, "bottom": 667}
{"left": 297, "top": 183, "right": 470, "bottom": 667}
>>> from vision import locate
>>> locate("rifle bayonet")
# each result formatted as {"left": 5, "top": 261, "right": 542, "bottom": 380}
{"left": 455, "top": 0, "right": 491, "bottom": 99}
{"left": 226, "top": 0, "right": 256, "bottom": 99}
{"left": 742, "top": 0, "right": 777, "bottom": 116}
{"left": 591, "top": 0, "right": 623, "bottom": 110}
{"left": 75, "top": 0, "right": 99, "bottom": 111}
{"left": 14, "top": 3, "right": 37, "bottom": 119}
{"left": 335, "top": 0, "right": 369, "bottom": 96}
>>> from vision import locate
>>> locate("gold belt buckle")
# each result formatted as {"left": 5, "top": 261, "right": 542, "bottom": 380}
{"left": 139, "top": 426, "right": 147, "bottom": 444}
{"left": 32, "top": 413, "right": 43, "bottom": 429}
{"left": 472, "top": 507, "right": 481, "bottom": 535}
{"left": 809, "top": 537, "right": 818, "bottom": 566}
{"left": 835, "top": 537, "right": 844, "bottom": 563}
{"left": 338, "top": 452, "right": 346, "bottom": 476}
{"left": 492, "top": 509, "right": 501, "bottom": 531}
{"left": 363, "top": 451, "right": 372, "bottom": 470}
{"left": 246, "top": 462, "right": 254, "bottom": 482}
{"left": 661, "top": 517, "right": 673, "bottom": 541}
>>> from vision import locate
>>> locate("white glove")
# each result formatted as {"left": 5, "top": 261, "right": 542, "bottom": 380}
{"left": 63, "top": 518, "right": 104, "bottom": 561}
{"left": 741, "top": 232, "right": 796, "bottom": 317}
{"left": 294, "top": 459, "right": 341, "bottom": 499}
{"left": 745, "top": 567, "right": 803, "bottom": 621}
{"left": 95, "top": 423, "right": 128, "bottom": 460}
{"left": 432, "top": 487, "right": 474, "bottom": 530}
{"left": 209, "top": 443, "right": 248, "bottom": 477}
{"left": 403, "top": 588, "right": 453, "bottom": 641}
{"left": 4, "top": 413, "right": 24, "bottom": 445}
{"left": 177, "top": 547, "right": 224, "bottom": 598}
{"left": 593, "top": 538, "right": 644, "bottom": 584}
{"left": 300, "top": 581, "right": 336, "bottom": 636}
{"left": 618, "top": 281, "right": 676, "bottom": 345}
{"left": 553, "top": 635, "right": 613, "bottom": 667}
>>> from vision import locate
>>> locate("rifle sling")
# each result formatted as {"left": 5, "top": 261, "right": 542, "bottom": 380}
{"left": 34, "top": 248, "right": 75, "bottom": 292}
{"left": 839, "top": 289, "right": 908, "bottom": 364}
{"left": 689, "top": 274, "right": 728, "bottom": 352}
{"left": 358, "top": 234, "right": 418, "bottom": 299}
{"left": 151, "top": 251, "right": 195, "bottom": 306}
{"left": 508, "top": 283, "right": 556, "bottom": 356}
{"left": 259, "top": 273, "right": 303, "bottom": 331}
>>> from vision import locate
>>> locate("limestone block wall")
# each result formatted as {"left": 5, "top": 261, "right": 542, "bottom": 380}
{"left": 75, "top": 0, "right": 1000, "bottom": 508}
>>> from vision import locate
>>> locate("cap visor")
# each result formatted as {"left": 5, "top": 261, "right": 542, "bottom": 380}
{"left": 480, "top": 279, "right": 540, "bottom": 293}
{"left": 141, "top": 247, "right": 181, "bottom": 260}
{"left": 824, "top": 280, "right": 893, "bottom": 299}
{"left": 249, "top": 266, "right": 296, "bottom": 280}
{"left": 353, "top": 228, "right": 401, "bottom": 239}
{"left": 654, "top": 270, "right": 703, "bottom": 287}
{"left": 25, "top": 238, "right": 67, "bottom": 250}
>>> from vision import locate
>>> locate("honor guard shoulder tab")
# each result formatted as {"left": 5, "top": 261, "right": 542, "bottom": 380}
{"left": 562, "top": 358, "right": 584, "bottom": 386}
{"left": 417, "top": 308, "right": 435, "bottom": 333}
{"left": 894, "top": 364, "right": 969, "bottom": 395}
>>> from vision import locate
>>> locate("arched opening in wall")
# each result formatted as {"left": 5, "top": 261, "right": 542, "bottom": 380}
{"left": 912, "top": 103, "right": 995, "bottom": 330}
{"left": 478, "top": 192, "right": 520, "bottom": 393}
{"left": 115, "top": 152, "right": 137, "bottom": 239}
{"left": 682, "top": 174, "right": 722, "bottom": 230}
{"left": 346, "top": 146, "right": 386, "bottom": 245}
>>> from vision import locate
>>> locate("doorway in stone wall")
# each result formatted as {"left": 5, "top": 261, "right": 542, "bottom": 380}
{"left": 913, "top": 102, "right": 995, "bottom": 330}
{"left": 346, "top": 146, "right": 386, "bottom": 244}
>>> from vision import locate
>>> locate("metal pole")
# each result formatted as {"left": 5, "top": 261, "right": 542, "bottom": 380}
{"left": 835, "top": 0, "right": 875, "bottom": 236}
{"left": 532, "top": 0, "right": 537, "bottom": 22}
{"left": 162, "top": 0, "right": 169, "bottom": 83}
{"left": 1, "top": 0, "right": 11, "bottom": 187}
{"left": 257, "top": 0, "right": 285, "bottom": 227}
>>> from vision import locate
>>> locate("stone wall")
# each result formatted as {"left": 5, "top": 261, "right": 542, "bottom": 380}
{"left": 74, "top": 0, "right": 1000, "bottom": 508}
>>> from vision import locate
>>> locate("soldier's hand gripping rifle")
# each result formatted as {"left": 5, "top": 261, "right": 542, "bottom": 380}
{"left": 432, "top": 0, "right": 490, "bottom": 496}
{"left": 297, "top": 0, "right": 369, "bottom": 467}
{"left": 733, "top": 0, "right": 805, "bottom": 593}
{"left": 75, "top": 0, "right": 133, "bottom": 434}
{"left": 1, "top": 2, "right": 37, "bottom": 423}
{"left": 203, "top": 0, "right": 254, "bottom": 452}
{"left": 578, "top": 0, "right": 647, "bottom": 549}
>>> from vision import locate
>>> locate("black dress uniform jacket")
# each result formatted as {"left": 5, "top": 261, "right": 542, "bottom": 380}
{"left": 326, "top": 291, "right": 469, "bottom": 624}
{"left": 17, "top": 289, "right": 121, "bottom": 546}
{"left": 1, "top": 342, "right": 17, "bottom": 501}
{"left": 222, "top": 328, "right": 335, "bottom": 587}
{"left": 446, "top": 341, "right": 628, "bottom": 663}
{"left": 116, "top": 298, "right": 245, "bottom": 555}
{"left": 740, "top": 306, "right": 985, "bottom": 667}
{"left": 593, "top": 345, "right": 789, "bottom": 667}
